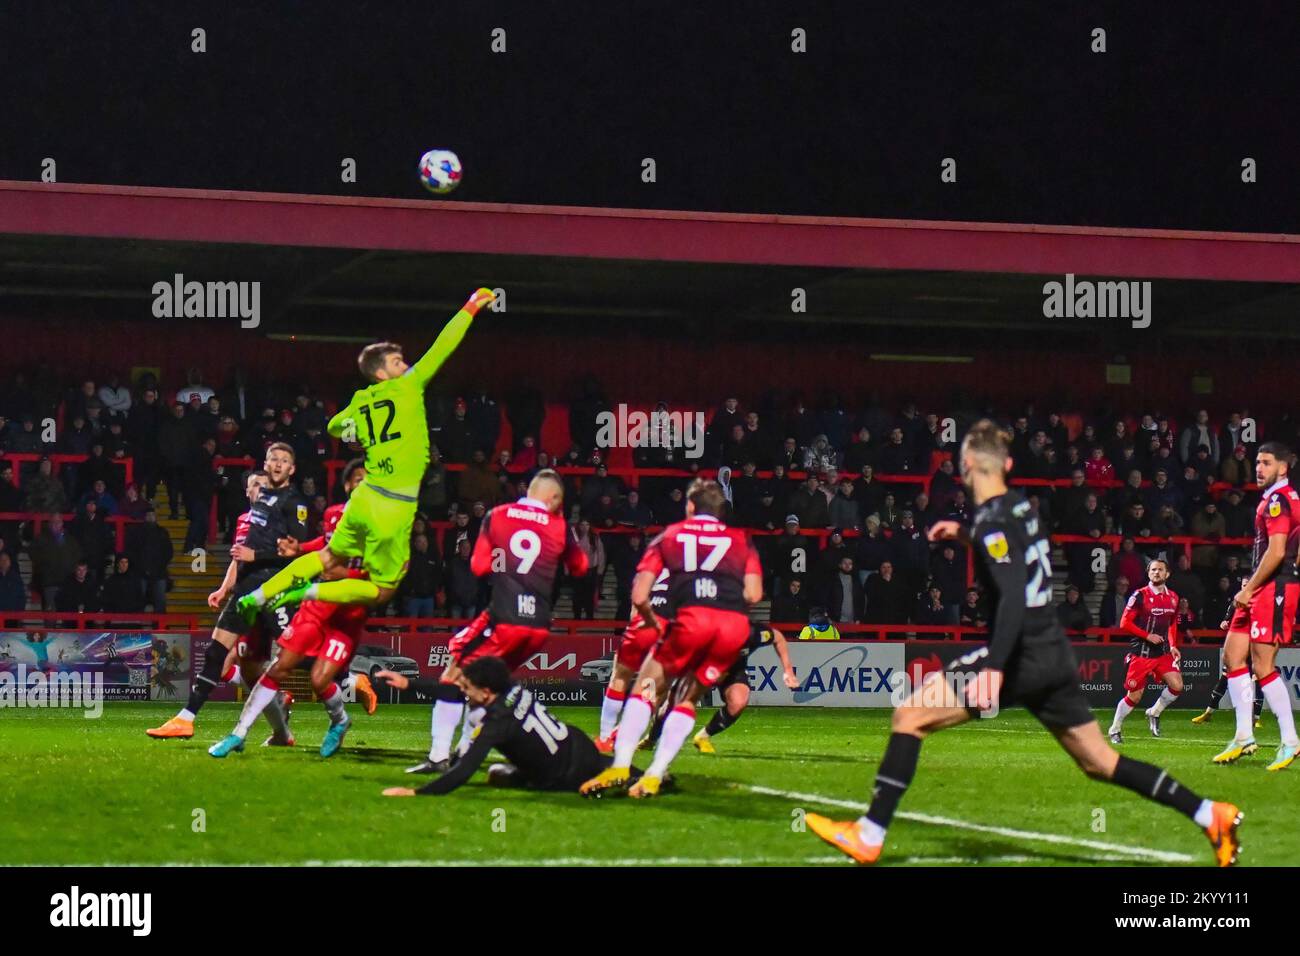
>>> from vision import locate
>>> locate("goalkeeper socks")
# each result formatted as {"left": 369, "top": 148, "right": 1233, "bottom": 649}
{"left": 705, "top": 705, "right": 739, "bottom": 738}
{"left": 1148, "top": 687, "right": 1179, "bottom": 717}
{"left": 1259, "top": 672, "right": 1300, "bottom": 747}
{"left": 599, "top": 688, "right": 625, "bottom": 740}
{"left": 860, "top": 732, "right": 923, "bottom": 842}
{"left": 322, "top": 682, "right": 347, "bottom": 724}
{"left": 184, "top": 640, "right": 229, "bottom": 716}
{"left": 646, "top": 704, "right": 695, "bottom": 778}
{"left": 1112, "top": 755, "right": 1203, "bottom": 820}
{"left": 234, "top": 676, "right": 280, "bottom": 739}
{"left": 253, "top": 551, "right": 325, "bottom": 605}
{"left": 305, "top": 577, "right": 381, "bottom": 605}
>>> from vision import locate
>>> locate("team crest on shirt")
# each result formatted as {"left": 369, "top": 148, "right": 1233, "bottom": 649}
{"left": 297, "top": 504, "right": 308, "bottom": 523}
{"left": 982, "top": 531, "right": 1010, "bottom": 562}
{"left": 1268, "top": 496, "right": 1283, "bottom": 518}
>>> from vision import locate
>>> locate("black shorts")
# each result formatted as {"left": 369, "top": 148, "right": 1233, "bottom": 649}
{"left": 213, "top": 566, "right": 288, "bottom": 639}
{"left": 717, "top": 657, "right": 750, "bottom": 692}
{"left": 498, "top": 732, "right": 608, "bottom": 791}
{"left": 966, "top": 634, "right": 1092, "bottom": 730}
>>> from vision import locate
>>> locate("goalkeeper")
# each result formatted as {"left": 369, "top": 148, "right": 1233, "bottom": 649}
{"left": 238, "top": 288, "right": 495, "bottom": 618}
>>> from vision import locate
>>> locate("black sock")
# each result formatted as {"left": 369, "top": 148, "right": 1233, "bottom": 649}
{"left": 185, "top": 641, "right": 228, "bottom": 714}
{"left": 1207, "top": 673, "right": 1229, "bottom": 708}
{"left": 865, "top": 733, "right": 923, "bottom": 831}
{"left": 705, "top": 706, "right": 738, "bottom": 738}
{"left": 647, "top": 709, "right": 666, "bottom": 744}
{"left": 1112, "top": 756, "right": 1203, "bottom": 820}
{"left": 1253, "top": 679, "right": 1263, "bottom": 719}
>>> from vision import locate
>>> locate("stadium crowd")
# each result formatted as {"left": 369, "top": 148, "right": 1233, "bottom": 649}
{"left": 0, "top": 367, "right": 1281, "bottom": 636}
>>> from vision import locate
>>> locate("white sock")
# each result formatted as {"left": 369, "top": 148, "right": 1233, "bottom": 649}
{"left": 177, "top": 708, "right": 196, "bottom": 722}
{"left": 612, "top": 697, "right": 653, "bottom": 769}
{"left": 322, "top": 685, "right": 347, "bottom": 724}
{"left": 1149, "top": 688, "right": 1179, "bottom": 717}
{"left": 600, "top": 689, "right": 626, "bottom": 740}
{"left": 1109, "top": 696, "right": 1135, "bottom": 733}
{"left": 234, "top": 681, "right": 280, "bottom": 739}
{"left": 228, "top": 669, "right": 245, "bottom": 688}
{"left": 647, "top": 705, "right": 695, "bottom": 778}
{"left": 1260, "top": 674, "right": 1300, "bottom": 747}
{"left": 1193, "top": 800, "right": 1214, "bottom": 829}
{"left": 855, "top": 815, "right": 887, "bottom": 846}
{"left": 1228, "top": 671, "right": 1254, "bottom": 741}
{"left": 429, "top": 699, "right": 464, "bottom": 762}
{"left": 457, "top": 706, "right": 486, "bottom": 756}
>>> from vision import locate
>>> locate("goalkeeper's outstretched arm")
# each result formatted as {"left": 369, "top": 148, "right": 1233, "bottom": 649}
{"left": 408, "top": 288, "right": 496, "bottom": 388}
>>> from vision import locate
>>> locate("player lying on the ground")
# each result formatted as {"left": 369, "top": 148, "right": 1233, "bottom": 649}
{"left": 209, "top": 459, "right": 377, "bottom": 758}
{"left": 581, "top": 478, "right": 763, "bottom": 798}
{"left": 1107, "top": 558, "right": 1183, "bottom": 743}
{"left": 379, "top": 657, "right": 645, "bottom": 796}
{"left": 1191, "top": 659, "right": 1263, "bottom": 726}
{"left": 645, "top": 623, "right": 798, "bottom": 754}
{"left": 236, "top": 288, "right": 494, "bottom": 624}
{"left": 805, "top": 420, "right": 1244, "bottom": 867}
{"left": 404, "top": 470, "right": 587, "bottom": 774}
{"left": 596, "top": 570, "right": 672, "bottom": 753}
{"left": 1211, "top": 441, "right": 1300, "bottom": 769}
{"left": 148, "top": 455, "right": 306, "bottom": 740}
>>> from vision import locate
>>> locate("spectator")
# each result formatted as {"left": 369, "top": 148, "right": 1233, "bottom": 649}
{"left": 798, "top": 606, "right": 841, "bottom": 641}
{"left": 800, "top": 434, "right": 836, "bottom": 474}
{"left": 183, "top": 437, "right": 217, "bottom": 552}
{"left": 853, "top": 514, "right": 890, "bottom": 580}
{"left": 1176, "top": 597, "right": 1197, "bottom": 634}
{"left": 611, "top": 530, "right": 646, "bottom": 621}
{"left": 707, "top": 397, "right": 744, "bottom": 460}
{"left": 1057, "top": 585, "right": 1092, "bottom": 633}
{"left": 126, "top": 386, "right": 164, "bottom": 500}
{"left": 445, "top": 537, "right": 479, "bottom": 618}
{"left": 55, "top": 560, "right": 101, "bottom": 613}
{"left": 23, "top": 457, "right": 66, "bottom": 515}
{"left": 864, "top": 560, "right": 909, "bottom": 624}
{"left": 157, "top": 402, "right": 196, "bottom": 519}
{"left": 770, "top": 577, "right": 808, "bottom": 625}
{"left": 1219, "top": 444, "right": 1251, "bottom": 486}
{"left": 929, "top": 543, "right": 965, "bottom": 618}
{"left": 176, "top": 368, "right": 215, "bottom": 405}
{"left": 126, "top": 509, "right": 172, "bottom": 612}
{"left": 738, "top": 483, "right": 782, "bottom": 532}
{"left": 770, "top": 515, "right": 812, "bottom": 592}
{"left": 1083, "top": 445, "right": 1115, "bottom": 483}
{"left": 0, "top": 551, "right": 25, "bottom": 611}
{"left": 569, "top": 520, "right": 605, "bottom": 619}
{"left": 788, "top": 475, "right": 830, "bottom": 529}
{"left": 438, "top": 397, "right": 476, "bottom": 464}
{"left": 1118, "top": 501, "right": 1152, "bottom": 539}
{"left": 914, "top": 585, "right": 951, "bottom": 627}
{"left": 458, "top": 449, "right": 501, "bottom": 509}
{"left": 417, "top": 447, "right": 449, "bottom": 518}
{"left": 875, "top": 427, "right": 912, "bottom": 475}
{"left": 842, "top": 427, "right": 876, "bottom": 474}
{"left": 889, "top": 510, "right": 930, "bottom": 595}
{"left": 30, "top": 514, "right": 82, "bottom": 608}
{"left": 72, "top": 499, "right": 114, "bottom": 577}
{"left": 400, "top": 533, "right": 442, "bottom": 618}
{"left": 773, "top": 435, "right": 801, "bottom": 471}
{"left": 78, "top": 478, "right": 118, "bottom": 516}
{"left": 1144, "top": 468, "right": 1183, "bottom": 516}
{"left": 1168, "top": 551, "right": 1206, "bottom": 617}
{"left": 1178, "top": 409, "right": 1220, "bottom": 467}
{"left": 1150, "top": 503, "right": 1184, "bottom": 538}
{"left": 959, "top": 587, "right": 988, "bottom": 628}
{"left": 1112, "top": 537, "right": 1146, "bottom": 589}
{"left": 1099, "top": 575, "right": 1132, "bottom": 629}
{"left": 512, "top": 435, "right": 539, "bottom": 473}
{"left": 615, "top": 489, "right": 653, "bottom": 528}
{"left": 99, "top": 554, "right": 145, "bottom": 613}
{"left": 852, "top": 463, "right": 886, "bottom": 518}
{"left": 828, "top": 477, "right": 862, "bottom": 531}
{"left": 118, "top": 483, "right": 151, "bottom": 521}
{"left": 1219, "top": 488, "right": 1253, "bottom": 539}
{"left": 1203, "top": 575, "right": 1234, "bottom": 629}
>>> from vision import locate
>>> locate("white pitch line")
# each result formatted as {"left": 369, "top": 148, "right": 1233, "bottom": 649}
{"left": 28, "top": 856, "right": 855, "bottom": 868}
{"left": 743, "top": 784, "right": 1197, "bottom": 863}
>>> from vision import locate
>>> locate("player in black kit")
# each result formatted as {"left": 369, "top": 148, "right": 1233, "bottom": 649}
{"left": 806, "top": 420, "right": 1244, "bottom": 867}
{"left": 147, "top": 442, "right": 309, "bottom": 739}
{"left": 380, "top": 657, "right": 642, "bottom": 796}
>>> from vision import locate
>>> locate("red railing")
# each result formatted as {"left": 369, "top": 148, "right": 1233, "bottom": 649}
{"left": 0, "top": 452, "right": 135, "bottom": 489}
{"left": 0, "top": 512, "right": 140, "bottom": 552}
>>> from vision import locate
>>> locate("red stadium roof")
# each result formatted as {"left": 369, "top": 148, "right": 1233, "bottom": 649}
{"left": 3, "top": 179, "right": 1300, "bottom": 282}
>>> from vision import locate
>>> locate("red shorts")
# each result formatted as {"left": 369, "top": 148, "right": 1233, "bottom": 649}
{"left": 650, "top": 606, "right": 751, "bottom": 687}
{"left": 449, "top": 611, "right": 550, "bottom": 672}
{"left": 615, "top": 615, "right": 670, "bottom": 671}
{"left": 1227, "top": 579, "right": 1299, "bottom": 645}
{"left": 277, "top": 599, "right": 368, "bottom": 666}
{"left": 1123, "top": 652, "right": 1179, "bottom": 693}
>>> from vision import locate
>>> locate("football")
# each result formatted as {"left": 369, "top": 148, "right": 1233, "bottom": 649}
{"left": 418, "top": 148, "right": 462, "bottom": 194}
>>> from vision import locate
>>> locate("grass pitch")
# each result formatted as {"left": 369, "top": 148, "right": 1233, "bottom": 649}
{"left": 2, "top": 702, "right": 1292, "bottom": 866}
